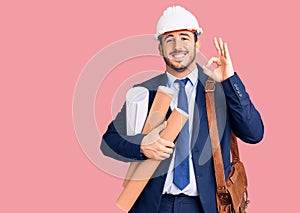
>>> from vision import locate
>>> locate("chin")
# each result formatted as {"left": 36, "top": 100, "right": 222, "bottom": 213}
{"left": 163, "top": 57, "right": 193, "bottom": 73}
{"left": 174, "top": 67, "right": 188, "bottom": 72}
{"left": 169, "top": 64, "right": 188, "bottom": 72}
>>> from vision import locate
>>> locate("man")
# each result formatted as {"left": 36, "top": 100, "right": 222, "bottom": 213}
{"left": 101, "top": 5, "right": 264, "bottom": 213}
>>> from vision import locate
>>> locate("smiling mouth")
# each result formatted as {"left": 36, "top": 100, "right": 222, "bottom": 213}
{"left": 170, "top": 51, "right": 187, "bottom": 60}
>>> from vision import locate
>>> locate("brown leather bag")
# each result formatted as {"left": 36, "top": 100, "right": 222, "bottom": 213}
{"left": 205, "top": 79, "right": 250, "bottom": 213}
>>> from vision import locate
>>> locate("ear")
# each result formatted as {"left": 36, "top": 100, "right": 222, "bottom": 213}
{"left": 158, "top": 43, "right": 163, "bottom": 56}
{"left": 195, "top": 40, "right": 201, "bottom": 52}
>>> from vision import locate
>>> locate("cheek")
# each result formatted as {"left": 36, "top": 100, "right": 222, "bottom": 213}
{"left": 187, "top": 45, "right": 197, "bottom": 55}
{"left": 162, "top": 48, "right": 170, "bottom": 57}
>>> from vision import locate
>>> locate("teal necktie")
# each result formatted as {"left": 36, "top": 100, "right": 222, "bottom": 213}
{"left": 173, "top": 78, "right": 190, "bottom": 190}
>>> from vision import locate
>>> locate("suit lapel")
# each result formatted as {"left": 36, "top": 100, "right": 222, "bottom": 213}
{"left": 191, "top": 64, "right": 209, "bottom": 152}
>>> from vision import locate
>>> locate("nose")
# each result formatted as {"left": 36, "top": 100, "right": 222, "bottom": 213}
{"left": 173, "top": 38, "right": 184, "bottom": 49}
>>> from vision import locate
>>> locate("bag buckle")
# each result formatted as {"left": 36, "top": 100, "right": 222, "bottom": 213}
{"left": 205, "top": 79, "right": 215, "bottom": 92}
{"left": 217, "top": 186, "right": 227, "bottom": 194}
{"left": 217, "top": 186, "right": 231, "bottom": 205}
{"left": 217, "top": 190, "right": 232, "bottom": 206}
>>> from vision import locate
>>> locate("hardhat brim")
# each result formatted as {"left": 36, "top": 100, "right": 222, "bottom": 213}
{"left": 154, "top": 27, "right": 203, "bottom": 40}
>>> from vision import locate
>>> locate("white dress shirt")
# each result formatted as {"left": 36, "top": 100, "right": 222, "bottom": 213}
{"left": 162, "top": 68, "right": 199, "bottom": 196}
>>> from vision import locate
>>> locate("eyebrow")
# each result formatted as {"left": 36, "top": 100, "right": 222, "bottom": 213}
{"left": 164, "top": 33, "right": 191, "bottom": 41}
{"left": 179, "top": 33, "right": 191, "bottom": 38}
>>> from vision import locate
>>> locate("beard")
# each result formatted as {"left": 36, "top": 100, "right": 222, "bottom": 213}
{"left": 162, "top": 47, "right": 197, "bottom": 73}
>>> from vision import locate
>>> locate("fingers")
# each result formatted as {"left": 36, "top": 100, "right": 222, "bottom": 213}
{"left": 206, "top": 56, "right": 219, "bottom": 68}
{"left": 214, "top": 37, "right": 224, "bottom": 56}
{"left": 152, "top": 139, "right": 174, "bottom": 161}
{"left": 156, "top": 138, "right": 174, "bottom": 155}
{"left": 160, "top": 138, "right": 175, "bottom": 149}
{"left": 214, "top": 37, "right": 221, "bottom": 55}
{"left": 157, "top": 153, "right": 171, "bottom": 161}
{"left": 141, "top": 135, "right": 175, "bottom": 160}
{"left": 157, "top": 143, "right": 173, "bottom": 160}
{"left": 202, "top": 57, "right": 221, "bottom": 82}
{"left": 204, "top": 56, "right": 220, "bottom": 74}
{"left": 223, "top": 42, "right": 231, "bottom": 59}
{"left": 213, "top": 37, "right": 230, "bottom": 59}
{"left": 218, "top": 38, "right": 224, "bottom": 56}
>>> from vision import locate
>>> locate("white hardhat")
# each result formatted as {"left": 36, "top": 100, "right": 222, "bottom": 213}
{"left": 155, "top": 6, "right": 203, "bottom": 40}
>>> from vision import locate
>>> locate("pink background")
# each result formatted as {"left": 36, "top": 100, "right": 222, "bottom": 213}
{"left": 1, "top": 0, "right": 299, "bottom": 212}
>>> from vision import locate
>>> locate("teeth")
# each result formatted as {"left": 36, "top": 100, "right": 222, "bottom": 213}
{"left": 173, "top": 53, "right": 185, "bottom": 58}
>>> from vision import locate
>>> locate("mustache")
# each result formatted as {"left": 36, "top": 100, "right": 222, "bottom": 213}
{"left": 170, "top": 50, "right": 188, "bottom": 55}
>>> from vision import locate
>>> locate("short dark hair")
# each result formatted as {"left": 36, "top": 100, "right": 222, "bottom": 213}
{"left": 158, "top": 32, "right": 198, "bottom": 44}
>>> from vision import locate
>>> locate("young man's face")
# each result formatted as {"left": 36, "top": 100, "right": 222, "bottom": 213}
{"left": 159, "top": 30, "right": 200, "bottom": 75}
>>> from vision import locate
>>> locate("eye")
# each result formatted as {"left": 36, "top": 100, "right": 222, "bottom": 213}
{"left": 181, "top": 37, "right": 190, "bottom": 41}
{"left": 166, "top": 38, "right": 173, "bottom": 43}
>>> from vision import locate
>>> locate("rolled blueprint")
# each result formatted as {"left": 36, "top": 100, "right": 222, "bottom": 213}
{"left": 116, "top": 108, "right": 189, "bottom": 212}
{"left": 123, "top": 86, "right": 174, "bottom": 187}
{"left": 142, "top": 86, "right": 175, "bottom": 133}
{"left": 126, "top": 86, "right": 149, "bottom": 136}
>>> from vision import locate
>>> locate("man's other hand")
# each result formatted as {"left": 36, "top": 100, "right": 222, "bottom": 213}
{"left": 140, "top": 121, "right": 175, "bottom": 160}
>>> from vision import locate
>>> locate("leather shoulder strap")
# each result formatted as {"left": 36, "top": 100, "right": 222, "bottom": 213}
{"left": 230, "top": 131, "right": 240, "bottom": 164}
{"left": 204, "top": 78, "right": 241, "bottom": 194}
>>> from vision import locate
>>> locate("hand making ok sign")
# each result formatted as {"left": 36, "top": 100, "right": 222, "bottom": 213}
{"left": 203, "top": 37, "right": 235, "bottom": 82}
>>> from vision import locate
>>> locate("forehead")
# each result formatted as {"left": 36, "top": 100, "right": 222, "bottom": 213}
{"left": 161, "top": 30, "right": 195, "bottom": 38}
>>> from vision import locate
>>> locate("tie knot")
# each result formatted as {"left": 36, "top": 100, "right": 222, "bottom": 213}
{"left": 175, "top": 78, "right": 189, "bottom": 88}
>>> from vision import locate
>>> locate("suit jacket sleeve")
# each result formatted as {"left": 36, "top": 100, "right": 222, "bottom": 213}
{"left": 221, "top": 73, "right": 264, "bottom": 143}
{"left": 100, "top": 102, "right": 147, "bottom": 162}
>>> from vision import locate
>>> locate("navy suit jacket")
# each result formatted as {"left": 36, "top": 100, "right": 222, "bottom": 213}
{"left": 101, "top": 64, "right": 264, "bottom": 213}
